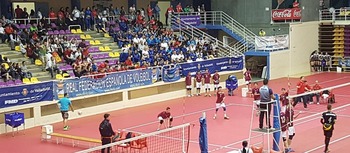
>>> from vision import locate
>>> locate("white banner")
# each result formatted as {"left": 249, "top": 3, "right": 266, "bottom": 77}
{"left": 255, "top": 35, "right": 289, "bottom": 51}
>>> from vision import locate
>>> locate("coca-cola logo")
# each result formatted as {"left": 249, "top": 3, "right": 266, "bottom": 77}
{"left": 272, "top": 9, "right": 302, "bottom": 20}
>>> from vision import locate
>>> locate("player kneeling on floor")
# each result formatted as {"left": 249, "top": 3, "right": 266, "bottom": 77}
{"left": 214, "top": 86, "right": 229, "bottom": 120}
{"left": 157, "top": 107, "right": 173, "bottom": 131}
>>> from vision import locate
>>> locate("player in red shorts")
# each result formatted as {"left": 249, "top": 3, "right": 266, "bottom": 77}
{"left": 194, "top": 71, "right": 203, "bottom": 96}
{"left": 280, "top": 111, "right": 289, "bottom": 153}
{"left": 280, "top": 88, "right": 289, "bottom": 112}
{"left": 285, "top": 103, "right": 301, "bottom": 152}
{"left": 203, "top": 69, "right": 211, "bottom": 97}
{"left": 157, "top": 107, "right": 173, "bottom": 131}
{"left": 212, "top": 70, "right": 220, "bottom": 96}
{"left": 213, "top": 86, "right": 229, "bottom": 120}
{"left": 185, "top": 73, "right": 193, "bottom": 97}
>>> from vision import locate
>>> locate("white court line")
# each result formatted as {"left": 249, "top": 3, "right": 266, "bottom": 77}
{"left": 304, "top": 135, "right": 350, "bottom": 153}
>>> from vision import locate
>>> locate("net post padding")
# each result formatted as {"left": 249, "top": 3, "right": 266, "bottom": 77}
{"left": 75, "top": 123, "right": 191, "bottom": 153}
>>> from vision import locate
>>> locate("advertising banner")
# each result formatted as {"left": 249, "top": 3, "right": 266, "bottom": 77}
{"left": 271, "top": 8, "right": 302, "bottom": 21}
{"left": 179, "top": 56, "right": 244, "bottom": 76}
{"left": 255, "top": 35, "right": 289, "bottom": 50}
{"left": 163, "top": 65, "right": 181, "bottom": 82}
{"left": 0, "top": 82, "right": 54, "bottom": 108}
{"left": 63, "top": 69, "right": 153, "bottom": 98}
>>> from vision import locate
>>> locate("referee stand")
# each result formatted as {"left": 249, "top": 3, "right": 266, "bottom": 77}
{"left": 248, "top": 94, "right": 284, "bottom": 153}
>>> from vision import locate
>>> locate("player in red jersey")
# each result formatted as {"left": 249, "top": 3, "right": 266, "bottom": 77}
{"left": 312, "top": 80, "right": 322, "bottom": 104}
{"left": 294, "top": 76, "right": 307, "bottom": 109}
{"left": 212, "top": 70, "right": 220, "bottom": 96}
{"left": 244, "top": 68, "right": 252, "bottom": 89}
{"left": 251, "top": 82, "right": 260, "bottom": 116}
{"left": 185, "top": 73, "right": 192, "bottom": 97}
{"left": 157, "top": 107, "right": 173, "bottom": 131}
{"left": 203, "top": 69, "right": 211, "bottom": 97}
{"left": 280, "top": 88, "right": 289, "bottom": 112}
{"left": 213, "top": 86, "right": 229, "bottom": 120}
{"left": 285, "top": 103, "right": 301, "bottom": 152}
{"left": 194, "top": 71, "right": 203, "bottom": 96}
{"left": 280, "top": 111, "right": 289, "bottom": 153}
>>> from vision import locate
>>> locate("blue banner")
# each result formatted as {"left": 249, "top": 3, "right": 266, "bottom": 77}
{"left": 273, "top": 94, "right": 281, "bottom": 151}
{"left": 152, "top": 67, "right": 161, "bottom": 83}
{"left": 199, "top": 117, "right": 208, "bottom": 153}
{"left": 63, "top": 69, "right": 153, "bottom": 98}
{"left": 179, "top": 56, "right": 244, "bottom": 76}
{"left": 0, "top": 82, "right": 54, "bottom": 108}
{"left": 162, "top": 65, "right": 181, "bottom": 82}
{"left": 180, "top": 15, "right": 201, "bottom": 26}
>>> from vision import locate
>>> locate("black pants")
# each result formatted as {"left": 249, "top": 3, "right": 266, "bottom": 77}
{"left": 293, "top": 95, "right": 307, "bottom": 108}
{"left": 101, "top": 138, "right": 112, "bottom": 153}
{"left": 259, "top": 103, "right": 272, "bottom": 129}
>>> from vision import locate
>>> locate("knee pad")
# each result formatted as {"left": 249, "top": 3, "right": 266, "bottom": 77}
{"left": 170, "top": 117, "right": 173, "bottom": 122}
{"left": 283, "top": 137, "right": 287, "bottom": 141}
{"left": 215, "top": 108, "right": 219, "bottom": 112}
{"left": 289, "top": 133, "right": 295, "bottom": 140}
{"left": 160, "top": 120, "right": 164, "bottom": 124}
{"left": 223, "top": 107, "right": 227, "bottom": 111}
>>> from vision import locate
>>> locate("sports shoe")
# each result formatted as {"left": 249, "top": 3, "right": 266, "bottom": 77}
{"left": 317, "top": 102, "right": 320, "bottom": 105}
{"left": 63, "top": 126, "right": 69, "bottom": 131}
{"left": 213, "top": 116, "right": 216, "bottom": 119}
{"left": 289, "top": 148, "right": 295, "bottom": 152}
{"left": 208, "top": 94, "right": 211, "bottom": 97}
{"left": 157, "top": 128, "right": 160, "bottom": 131}
{"left": 224, "top": 116, "right": 229, "bottom": 120}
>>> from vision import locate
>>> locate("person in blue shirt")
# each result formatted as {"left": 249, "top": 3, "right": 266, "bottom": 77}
{"left": 57, "top": 93, "right": 74, "bottom": 131}
{"left": 85, "top": 7, "right": 92, "bottom": 30}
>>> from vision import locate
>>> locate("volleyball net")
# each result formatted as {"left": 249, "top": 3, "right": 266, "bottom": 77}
{"left": 75, "top": 123, "right": 191, "bottom": 153}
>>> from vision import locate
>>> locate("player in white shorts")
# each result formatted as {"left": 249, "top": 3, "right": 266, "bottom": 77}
{"left": 214, "top": 86, "right": 229, "bottom": 120}
{"left": 194, "top": 71, "right": 203, "bottom": 96}
{"left": 285, "top": 103, "right": 300, "bottom": 152}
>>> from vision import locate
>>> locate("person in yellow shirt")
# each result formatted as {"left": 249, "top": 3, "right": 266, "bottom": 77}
{"left": 259, "top": 29, "right": 266, "bottom": 36}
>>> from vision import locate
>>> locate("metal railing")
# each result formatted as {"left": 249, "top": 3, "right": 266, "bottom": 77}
{"left": 173, "top": 11, "right": 257, "bottom": 52}
{"left": 319, "top": 8, "right": 350, "bottom": 21}
{"left": 170, "top": 15, "right": 243, "bottom": 57}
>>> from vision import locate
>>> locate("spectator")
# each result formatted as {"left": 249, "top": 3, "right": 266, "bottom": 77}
{"left": 9, "top": 30, "right": 20, "bottom": 50}
{"left": 0, "top": 23, "right": 6, "bottom": 43}
{"left": 14, "top": 5, "right": 23, "bottom": 19}
{"left": 21, "top": 7, "right": 29, "bottom": 19}
{"left": 1, "top": 64, "right": 11, "bottom": 82}
{"left": 46, "top": 56, "right": 59, "bottom": 78}
{"left": 21, "top": 61, "right": 32, "bottom": 79}
{"left": 259, "top": 29, "right": 266, "bottom": 36}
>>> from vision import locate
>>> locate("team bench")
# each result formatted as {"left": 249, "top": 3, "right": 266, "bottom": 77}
{"left": 50, "top": 133, "right": 101, "bottom": 147}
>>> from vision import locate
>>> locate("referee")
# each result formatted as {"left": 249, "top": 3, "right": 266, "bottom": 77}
{"left": 321, "top": 104, "right": 337, "bottom": 153}
{"left": 259, "top": 79, "right": 275, "bottom": 130}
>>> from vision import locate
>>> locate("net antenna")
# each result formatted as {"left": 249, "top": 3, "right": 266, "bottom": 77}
{"left": 75, "top": 123, "right": 191, "bottom": 153}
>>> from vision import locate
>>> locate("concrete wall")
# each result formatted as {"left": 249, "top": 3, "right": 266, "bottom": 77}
{"left": 269, "top": 21, "right": 318, "bottom": 79}
{"left": 211, "top": 0, "right": 320, "bottom": 35}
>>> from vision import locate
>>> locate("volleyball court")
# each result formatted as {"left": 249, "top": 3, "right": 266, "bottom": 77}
{"left": 1, "top": 72, "right": 350, "bottom": 153}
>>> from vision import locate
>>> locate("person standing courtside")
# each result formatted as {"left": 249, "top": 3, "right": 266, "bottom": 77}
{"left": 99, "top": 113, "right": 116, "bottom": 153}
{"left": 321, "top": 104, "right": 337, "bottom": 153}
{"left": 57, "top": 93, "right": 74, "bottom": 131}
{"left": 293, "top": 76, "right": 308, "bottom": 110}
{"left": 259, "top": 79, "right": 275, "bottom": 130}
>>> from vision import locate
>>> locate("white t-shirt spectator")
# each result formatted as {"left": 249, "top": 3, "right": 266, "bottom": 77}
{"left": 160, "top": 42, "right": 169, "bottom": 51}
{"left": 45, "top": 52, "right": 52, "bottom": 62}
{"left": 0, "top": 26, "right": 5, "bottom": 34}
{"left": 133, "top": 37, "right": 140, "bottom": 44}
{"left": 121, "top": 46, "right": 129, "bottom": 53}
{"left": 72, "top": 9, "right": 80, "bottom": 20}
{"left": 87, "top": 56, "right": 92, "bottom": 63}
{"left": 142, "top": 49, "right": 149, "bottom": 58}
{"left": 171, "top": 54, "right": 179, "bottom": 62}
{"left": 188, "top": 45, "right": 196, "bottom": 52}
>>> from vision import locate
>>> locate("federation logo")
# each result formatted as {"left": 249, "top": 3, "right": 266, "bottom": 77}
{"left": 22, "top": 88, "right": 28, "bottom": 96}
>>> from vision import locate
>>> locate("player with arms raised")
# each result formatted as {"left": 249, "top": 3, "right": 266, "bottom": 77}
{"left": 280, "top": 88, "right": 289, "bottom": 112}
{"left": 213, "top": 86, "right": 229, "bottom": 120}
{"left": 203, "top": 68, "right": 211, "bottom": 97}
{"left": 194, "top": 71, "right": 203, "bottom": 96}
{"left": 321, "top": 104, "right": 337, "bottom": 153}
{"left": 212, "top": 70, "right": 220, "bottom": 96}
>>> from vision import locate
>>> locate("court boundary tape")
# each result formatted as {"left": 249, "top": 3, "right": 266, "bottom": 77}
{"left": 304, "top": 134, "right": 350, "bottom": 153}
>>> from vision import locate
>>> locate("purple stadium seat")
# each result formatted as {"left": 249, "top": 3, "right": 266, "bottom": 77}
{"left": 105, "top": 28, "right": 109, "bottom": 32}
{"left": 14, "top": 79, "right": 23, "bottom": 85}
{"left": 66, "top": 65, "right": 73, "bottom": 70}
{"left": 54, "top": 30, "right": 59, "bottom": 35}
{"left": 19, "top": 24, "right": 26, "bottom": 29}
{"left": 51, "top": 23, "right": 57, "bottom": 29}
{"left": 14, "top": 24, "right": 20, "bottom": 29}
{"left": 114, "top": 27, "right": 120, "bottom": 32}
{"left": 48, "top": 31, "right": 54, "bottom": 35}
{"left": 0, "top": 82, "right": 6, "bottom": 87}
{"left": 59, "top": 30, "right": 66, "bottom": 35}
{"left": 94, "top": 47, "right": 100, "bottom": 52}
{"left": 85, "top": 41, "right": 90, "bottom": 46}
{"left": 92, "top": 54, "right": 99, "bottom": 59}
{"left": 65, "top": 30, "right": 72, "bottom": 34}
{"left": 6, "top": 81, "right": 15, "bottom": 86}
{"left": 26, "top": 24, "right": 31, "bottom": 29}
{"left": 69, "top": 72, "right": 75, "bottom": 78}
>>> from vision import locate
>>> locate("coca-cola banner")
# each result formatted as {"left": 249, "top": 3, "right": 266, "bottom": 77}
{"left": 255, "top": 35, "right": 289, "bottom": 51}
{"left": 271, "top": 8, "right": 302, "bottom": 21}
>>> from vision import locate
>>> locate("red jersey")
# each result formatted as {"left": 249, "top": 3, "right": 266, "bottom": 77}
{"left": 185, "top": 75, "right": 191, "bottom": 86}
{"left": 176, "top": 5, "right": 183, "bottom": 12}
{"left": 216, "top": 91, "right": 225, "bottom": 103}
{"left": 147, "top": 7, "right": 153, "bottom": 16}
{"left": 286, "top": 108, "right": 295, "bottom": 127}
{"left": 15, "top": 8, "right": 23, "bottom": 18}
{"left": 49, "top": 11, "right": 56, "bottom": 19}
{"left": 296, "top": 81, "right": 305, "bottom": 94}
{"left": 280, "top": 112, "right": 287, "bottom": 131}
{"left": 280, "top": 92, "right": 289, "bottom": 106}
{"left": 166, "top": 7, "right": 174, "bottom": 15}
{"left": 195, "top": 74, "right": 202, "bottom": 82}
{"left": 203, "top": 72, "right": 211, "bottom": 83}
{"left": 158, "top": 111, "right": 171, "bottom": 119}
{"left": 212, "top": 74, "right": 220, "bottom": 84}
{"left": 313, "top": 84, "right": 322, "bottom": 90}
{"left": 244, "top": 71, "right": 251, "bottom": 81}
{"left": 252, "top": 87, "right": 260, "bottom": 100}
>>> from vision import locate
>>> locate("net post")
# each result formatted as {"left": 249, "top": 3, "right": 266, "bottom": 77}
{"left": 182, "top": 126, "right": 185, "bottom": 153}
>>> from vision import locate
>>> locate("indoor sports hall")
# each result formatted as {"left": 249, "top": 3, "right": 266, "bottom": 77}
{"left": 1, "top": 0, "right": 350, "bottom": 153}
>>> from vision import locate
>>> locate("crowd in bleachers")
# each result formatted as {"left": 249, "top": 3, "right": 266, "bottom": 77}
{"left": 0, "top": 2, "right": 215, "bottom": 84}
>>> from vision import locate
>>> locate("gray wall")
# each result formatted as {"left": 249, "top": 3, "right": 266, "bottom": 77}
{"left": 211, "top": 0, "right": 320, "bottom": 35}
